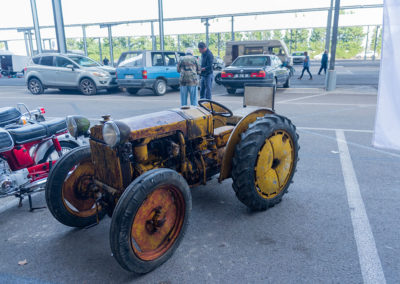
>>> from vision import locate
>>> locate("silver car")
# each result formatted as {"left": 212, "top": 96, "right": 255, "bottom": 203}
{"left": 25, "top": 53, "right": 117, "bottom": 95}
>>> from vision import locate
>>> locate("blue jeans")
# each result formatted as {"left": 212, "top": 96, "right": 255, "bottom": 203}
{"left": 180, "top": 85, "right": 198, "bottom": 106}
{"left": 200, "top": 73, "right": 213, "bottom": 100}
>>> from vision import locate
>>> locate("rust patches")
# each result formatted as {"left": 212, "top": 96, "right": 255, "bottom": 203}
{"left": 130, "top": 185, "right": 185, "bottom": 261}
{"left": 62, "top": 159, "right": 99, "bottom": 218}
{"left": 90, "top": 140, "right": 124, "bottom": 190}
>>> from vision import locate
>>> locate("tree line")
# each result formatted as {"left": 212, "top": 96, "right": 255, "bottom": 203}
{"left": 66, "top": 26, "right": 382, "bottom": 63}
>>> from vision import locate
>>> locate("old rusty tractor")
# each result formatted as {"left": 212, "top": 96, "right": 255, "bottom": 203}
{"left": 45, "top": 99, "right": 299, "bottom": 273}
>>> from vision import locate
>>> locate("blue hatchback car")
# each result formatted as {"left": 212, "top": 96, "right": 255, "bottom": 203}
{"left": 116, "top": 51, "right": 185, "bottom": 96}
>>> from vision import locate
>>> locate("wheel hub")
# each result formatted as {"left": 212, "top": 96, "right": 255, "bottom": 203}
{"left": 145, "top": 206, "right": 166, "bottom": 234}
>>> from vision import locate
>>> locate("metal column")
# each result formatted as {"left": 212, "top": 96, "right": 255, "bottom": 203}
{"left": 231, "top": 16, "right": 235, "bottom": 41}
{"left": 217, "top": 33, "right": 220, "bottom": 57}
{"left": 177, "top": 35, "right": 180, "bottom": 51}
{"left": 107, "top": 25, "right": 114, "bottom": 66}
{"left": 151, "top": 22, "right": 156, "bottom": 50}
{"left": 4, "top": 41, "right": 8, "bottom": 50}
{"left": 205, "top": 18, "right": 210, "bottom": 47}
{"left": 98, "top": 38, "right": 102, "bottom": 63}
{"left": 82, "top": 25, "right": 88, "bottom": 56}
{"left": 326, "top": 0, "right": 341, "bottom": 91}
{"left": 158, "top": 0, "right": 165, "bottom": 51}
{"left": 364, "top": 25, "right": 370, "bottom": 60}
{"left": 128, "top": 37, "right": 131, "bottom": 51}
{"left": 289, "top": 29, "right": 293, "bottom": 53}
{"left": 51, "top": 0, "right": 67, "bottom": 53}
{"left": 30, "top": 0, "right": 42, "bottom": 53}
{"left": 372, "top": 25, "right": 379, "bottom": 61}
{"left": 24, "top": 33, "right": 30, "bottom": 55}
{"left": 27, "top": 31, "right": 34, "bottom": 56}
{"left": 325, "top": 0, "right": 334, "bottom": 52}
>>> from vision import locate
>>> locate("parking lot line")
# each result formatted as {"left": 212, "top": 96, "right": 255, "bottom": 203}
{"left": 298, "top": 127, "right": 373, "bottom": 133}
{"left": 276, "top": 93, "right": 327, "bottom": 103}
{"left": 336, "top": 130, "right": 386, "bottom": 284}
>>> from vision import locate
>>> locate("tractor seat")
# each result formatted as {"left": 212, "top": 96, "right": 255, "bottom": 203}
{"left": 8, "top": 118, "right": 67, "bottom": 144}
{"left": 214, "top": 125, "right": 234, "bottom": 147}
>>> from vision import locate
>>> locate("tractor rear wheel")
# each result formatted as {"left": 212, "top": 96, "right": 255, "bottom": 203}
{"left": 232, "top": 114, "right": 299, "bottom": 211}
{"left": 45, "top": 146, "right": 105, "bottom": 227}
{"left": 110, "top": 168, "right": 191, "bottom": 273}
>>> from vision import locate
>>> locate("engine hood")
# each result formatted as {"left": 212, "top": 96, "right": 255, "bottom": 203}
{"left": 117, "top": 107, "right": 212, "bottom": 141}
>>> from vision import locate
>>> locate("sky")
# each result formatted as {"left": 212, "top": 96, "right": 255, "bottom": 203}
{"left": 0, "top": 0, "right": 383, "bottom": 55}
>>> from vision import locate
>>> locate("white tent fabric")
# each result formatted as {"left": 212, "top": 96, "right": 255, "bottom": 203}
{"left": 373, "top": 0, "right": 400, "bottom": 151}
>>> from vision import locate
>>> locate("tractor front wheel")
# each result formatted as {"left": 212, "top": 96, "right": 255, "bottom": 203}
{"left": 232, "top": 114, "right": 299, "bottom": 211}
{"left": 45, "top": 146, "right": 105, "bottom": 227}
{"left": 110, "top": 168, "right": 192, "bottom": 274}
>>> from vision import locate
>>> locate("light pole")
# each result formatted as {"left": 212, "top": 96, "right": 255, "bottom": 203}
{"left": 325, "top": 0, "right": 341, "bottom": 91}
{"left": 51, "top": 0, "right": 67, "bottom": 53}
{"left": 82, "top": 25, "right": 88, "bottom": 56}
{"left": 30, "top": 0, "right": 42, "bottom": 53}
{"left": 325, "top": 0, "right": 334, "bottom": 52}
{"left": 158, "top": 0, "right": 165, "bottom": 50}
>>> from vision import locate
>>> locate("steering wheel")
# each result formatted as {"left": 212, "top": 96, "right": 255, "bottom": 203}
{"left": 198, "top": 99, "right": 233, "bottom": 117}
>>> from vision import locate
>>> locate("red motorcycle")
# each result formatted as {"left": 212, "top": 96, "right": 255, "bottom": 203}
{"left": 0, "top": 105, "right": 82, "bottom": 210}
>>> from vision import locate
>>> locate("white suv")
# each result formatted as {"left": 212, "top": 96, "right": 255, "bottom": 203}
{"left": 25, "top": 53, "right": 117, "bottom": 95}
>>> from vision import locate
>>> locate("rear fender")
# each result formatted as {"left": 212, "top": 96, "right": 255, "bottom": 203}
{"left": 218, "top": 108, "right": 274, "bottom": 182}
{"left": 33, "top": 133, "right": 82, "bottom": 164}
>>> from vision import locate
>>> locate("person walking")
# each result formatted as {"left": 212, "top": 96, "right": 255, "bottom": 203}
{"left": 318, "top": 50, "right": 329, "bottom": 75}
{"left": 198, "top": 42, "right": 214, "bottom": 100}
{"left": 103, "top": 57, "right": 109, "bottom": 66}
{"left": 177, "top": 48, "right": 201, "bottom": 106}
{"left": 298, "top": 51, "right": 313, "bottom": 80}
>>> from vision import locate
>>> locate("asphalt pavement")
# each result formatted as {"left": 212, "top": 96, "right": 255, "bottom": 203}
{"left": 0, "top": 60, "right": 398, "bottom": 284}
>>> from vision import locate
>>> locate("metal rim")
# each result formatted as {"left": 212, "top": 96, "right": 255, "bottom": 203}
{"left": 61, "top": 160, "right": 98, "bottom": 217}
{"left": 81, "top": 79, "right": 94, "bottom": 95}
{"left": 156, "top": 80, "right": 167, "bottom": 94}
{"left": 130, "top": 185, "right": 185, "bottom": 261}
{"left": 46, "top": 146, "right": 74, "bottom": 161}
{"left": 254, "top": 130, "right": 294, "bottom": 200}
{"left": 29, "top": 80, "right": 40, "bottom": 94}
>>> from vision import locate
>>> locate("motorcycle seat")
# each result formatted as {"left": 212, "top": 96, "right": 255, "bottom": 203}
{"left": 0, "top": 107, "right": 22, "bottom": 127}
{"left": 8, "top": 118, "right": 67, "bottom": 144}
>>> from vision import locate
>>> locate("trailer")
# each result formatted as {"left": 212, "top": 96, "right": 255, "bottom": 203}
{"left": 0, "top": 51, "right": 30, "bottom": 76}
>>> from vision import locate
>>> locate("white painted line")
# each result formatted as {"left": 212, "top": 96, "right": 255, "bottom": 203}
{"left": 281, "top": 102, "right": 376, "bottom": 107}
{"left": 298, "top": 127, "right": 374, "bottom": 133}
{"left": 336, "top": 130, "right": 386, "bottom": 284}
{"left": 276, "top": 93, "right": 327, "bottom": 103}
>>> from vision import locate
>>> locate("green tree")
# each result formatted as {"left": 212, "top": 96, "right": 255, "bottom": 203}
{"left": 272, "top": 30, "right": 282, "bottom": 40}
{"left": 336, "top": 26, "right": 364, "bottom": 59}
{"left": 309, "top": 28, "right": 326, "bottom": 58}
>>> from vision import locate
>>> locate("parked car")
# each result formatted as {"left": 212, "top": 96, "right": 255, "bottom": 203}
{"left": 219, "top": 54, "right": 290, "bottom": 94}
{"left": 213, "top": 56, "right": 225, "bottom": 70}
{"left": 291, "top": 51, "right": 305, "bottom": 64}
{"left": 355, "top": 51, "right": 377, "bottom": 59}
{"left": 116, "top": 50, "right": 185, "bottom": 96}
{"left": 224, "top": 40, "right": 293, "bottom": 67}
{"left": 25, "top": 53, "right": 117, "bottom": 95}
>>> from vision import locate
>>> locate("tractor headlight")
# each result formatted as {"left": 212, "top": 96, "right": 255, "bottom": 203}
{"left": 103, "top": 121, "right": 130, "bottom": 147}
{"left": 66, "top": 115, "right": 90, "bottom": 138}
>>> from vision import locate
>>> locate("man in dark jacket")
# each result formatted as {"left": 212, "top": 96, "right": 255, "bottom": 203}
{"left": 318, "top": 50, "right": 329, "bottom": 75}
{"left": 198, "top": 42, "right": 214, "bottom": 100}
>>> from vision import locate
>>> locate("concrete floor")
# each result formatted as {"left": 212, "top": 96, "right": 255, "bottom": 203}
{"left": 0, "top": 60, "right": 399, "bottom": 284}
